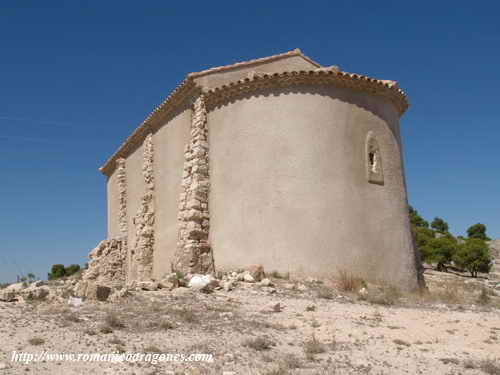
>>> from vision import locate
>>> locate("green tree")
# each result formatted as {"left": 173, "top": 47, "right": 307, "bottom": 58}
{"left": 431, "top": 217, "right": 449, "bottom": 233}
{"left": 421, "top": 236, "right": 458, "bottom": 272}
{"left": 409, "top": 206, "right": 429, "bottom": 228}
{"left": 27, "top": 273, "right": 36, "bottom": 282}
{"left": 453, "top": 238, "right": 491, "bottom": 277}
{"left": 466, "top": 223, "right": 490, "bottom": 241}
{"left": 48, "top": 264, "right": 66, "bottom": 280}
{"left": 64, "top": 264, "right": 81, "bottom": 277}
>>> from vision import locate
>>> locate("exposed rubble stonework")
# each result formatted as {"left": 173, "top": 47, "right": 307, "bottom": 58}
{"left": 132, "top": 133, "right": 156, "bottom": 281}
{"left": 116, "top": 158, "right": 128, "bottom": 234}
{"left": 489, "top": 240, "right": 500, "bottom": 281}
{"left": 82, "top": 237, "right": 127, "bottom": 288}
{"left": 173, "top": 95, "right": 215, "bottom": 275}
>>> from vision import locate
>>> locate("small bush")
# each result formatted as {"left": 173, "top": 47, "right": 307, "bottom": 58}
{"left": 144, "top": 345, "right": 162, "bottom": 353}
{"left": 453, "top": 238, "right": 491, "bottom": 277}
{"left": 479, "top": 359, "right": 500, "bottom": 375}
{"left": 99, "top": 325, "right": 113, "bottom": 334}
{"left": 269, "top": 270, "right": 290, "bottom": 280}
{"left": 109, "top": 337, "right": 125, "bottom": 346}
{"left": 477, "top": 287, "right": 492, "bottom": 305}
{"left": 303, "top": 334, "right": 325, "bottom": 361}
{"left": 337, "top": 270, "right": 364, "bottom": 292}
{"left": 104, "top": 312, "right": 125, "bottom": 329}
{"left": 177, "top": 307, "right": 198, "bottom": 323}
{"left": 160, "top": 320, "right": 175, "bottom": 330}
{"left": 365, "top": 284, "right": 401, "bottom": 306}
{"left": 242, "top": 336, "right": 274, "bottom": 351}
{"left": 306, "top": 305, "right": 316, "bottom": 312}
{"left": 84, "top": 328, "right": 97, "bottom": 336}
{"left": 28, "top": 337, "right": 45, "bottom": 346}
{"left": 393, "top": 339, "right": 411, "bottom": 347}
{"left": 316, "top": 286, "right": 334, "bottom": 299}
{"left": 282, "top": 353, "right": 301, "bottom": 369}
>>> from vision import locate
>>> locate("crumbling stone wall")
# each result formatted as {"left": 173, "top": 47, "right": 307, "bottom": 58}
{"left": 173, "top": 95, "right": 214, "bottom": 275}
{"left": 116, "top": 158, "right": 128, "bottom": 234}
{"left": 132, "top": 133, "right": 156, "bottom": 281}
{"left": 83, "top": 237, "right": 127, "bottom": 288}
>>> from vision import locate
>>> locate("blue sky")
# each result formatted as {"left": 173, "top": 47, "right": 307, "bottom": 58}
{"left": 1, "top": 1, "right": 498, "bottom": 282}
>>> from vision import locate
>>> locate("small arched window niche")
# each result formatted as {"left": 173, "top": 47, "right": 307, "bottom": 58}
{"left": 365, "top": 132, "right": 384, "bottom": 185}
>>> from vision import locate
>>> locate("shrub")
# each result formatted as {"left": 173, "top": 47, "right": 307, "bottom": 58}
{"left": 453, "top": 238, "right": 491, "bottom": 277}
{"left": 431, "top": 217, "right": 449, "bottom": 233}
{"left": 65, "top": 264, "right": 81, "bottom": 277}
{"left": 337, "top": 270, "right": 364, "bottom": 292}
{"left": 104, "top": 312, "right": 125, "bottom": 329}
{"left": 48, "top": 264, "right": 66, "bottom": 280}
{"left": 28, "top": 337, "right": 45, "bottom": 346}
{"left": 303, "top": 334, "right": 325, "bottom": 361}
{"left": 467, "top": 223, "right": 491, "bottom": 241}
{"left": 421, "top": 236, "right": 458, "bottom": 271}
{"left": 477, "top": 287, "right": 492, "bottom": 305}
{"left": 409, "top": 206, "right": 429, "bottom": 228}
{"left": 242, "top": 337, "right": 274, "bottom": 351}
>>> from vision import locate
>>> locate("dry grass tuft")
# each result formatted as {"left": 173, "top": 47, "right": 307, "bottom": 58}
{"left": 104, "top": 311, "right": 125, "bottom": 329}
{"left": 28, "top": 337, "right": 45, "bottom": 346}
{"left": 337, "top": 270, "right": 365, "bottom": 292}
{"left": 393, "top": 339, "right": 411, "bottom": 347}
{"left": 479, "top": 358, "right": 500, "bottom": 375}
{"left": 363, "top": 284, "right": 401, "bottom": 306}
{"left": 269, "top": 270, "right": 290, "bottom": 280}
{"left": 303, "top": 334, "right": 326, "bottom": 360}
{"left": 242, "top": 336, "right": 275, "bottom": 351}
{"left": 316, "top": 286, "right": 334, "bottom": 300}
{"left": 144, "top": 345, "right": 162, "bottom": 353}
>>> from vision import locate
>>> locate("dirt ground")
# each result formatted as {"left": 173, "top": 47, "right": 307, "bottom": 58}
{"left": 0, "top": 270, "right": 499, "bottom": 375}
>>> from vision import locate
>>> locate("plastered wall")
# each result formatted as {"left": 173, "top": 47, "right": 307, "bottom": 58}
{"left": 207, "top": 85, "right": 418, "bottom": 289}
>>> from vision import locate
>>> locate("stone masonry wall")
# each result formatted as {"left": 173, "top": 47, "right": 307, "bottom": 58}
{"left": 83, "top": 237, "right": 127, "bottom": 288}
{"left": 173, "top": 95, "right": 215, "bottom": 275}
{"left": 132, "top": 133, "right": 156, "bottom": 281}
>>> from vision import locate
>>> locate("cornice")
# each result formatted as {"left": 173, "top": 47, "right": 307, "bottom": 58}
{"left": 203, "top": 69, "right": 409, "bottom": 115}
{"left": 100, "top": 64, "right": 409, "bottom": 177}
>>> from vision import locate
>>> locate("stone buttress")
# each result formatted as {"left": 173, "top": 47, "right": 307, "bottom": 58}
{"left": 172, "top": 95, "right": 215, "bottom": 275}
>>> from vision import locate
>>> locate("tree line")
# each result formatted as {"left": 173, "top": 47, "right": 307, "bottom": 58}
{"left": 409, "top": 206, "right": 492, "bottom": 277}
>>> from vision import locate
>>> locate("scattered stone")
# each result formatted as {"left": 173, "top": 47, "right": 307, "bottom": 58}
{"left": 68, "top": 297, "right": 83, "bottom": 307}
{"left": 243, "top": 273, "right": 255, "bottom": 283}
{"left": 259, "top": 278, "right": 274, "bottom": 287}
{"left": 297, "top": 283, "right": 308, "bottom": 291}
{"left": 359, "top": 287, "right": 368, "bottom": 296}
{"left": 188, "top": 274, "right": 219, "bottom": 292}
{"left": 222, "top": 281, "right": 235, "bottom": 291}
{"left": 85, "top": 283, "right": 112, "bottom": 301}
{"left": 0, "top": 290, "right": 18, "bottom": 302}
{"left": 306, "top": 277, "right": 321, "bottom": 284}
{"left": 171, "top": 287, "right": 192, "bottom": 297}
{"left": 247, "top": 264, "right": 265, "bottom": 281}
{"left": 22, "top": 286, "right": 50, "bottom": 301}
{"left": 137, "top": 281, "right": 159, "bottom": 291}
{"left": 5, "top": 282, "right": 25, "bottom": 293}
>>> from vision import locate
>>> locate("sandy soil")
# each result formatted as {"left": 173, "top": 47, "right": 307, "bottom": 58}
{"left": 0, "top": 272, "right": 499, "bottom": 375}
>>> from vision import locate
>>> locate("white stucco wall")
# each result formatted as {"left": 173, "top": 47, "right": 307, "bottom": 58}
{"left": 152, "top": 106, "right": 192, "bottom": 279}
{"left": 207, "top": 85, "right": 418, "bottom": 289}
{"left": 123, "top": 142, "right": 144, "bottom": 281}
